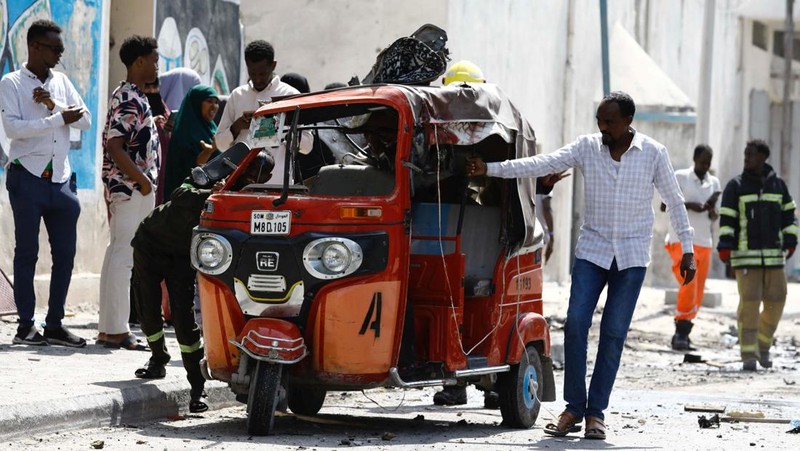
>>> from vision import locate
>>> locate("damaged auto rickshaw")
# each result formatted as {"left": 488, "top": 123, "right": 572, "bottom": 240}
{"left": 190, "top": 82, "right": 556, "bottom": 435}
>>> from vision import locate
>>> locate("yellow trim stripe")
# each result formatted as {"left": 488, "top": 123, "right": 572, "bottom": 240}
{"left": 719, "top": 207, "right": 738, "bottom": 217}
{"left": 147, "top": 330, "right": 165, "bottom": 343}
{"left": 180, "top": 339, "right": 203, "bottom": 354}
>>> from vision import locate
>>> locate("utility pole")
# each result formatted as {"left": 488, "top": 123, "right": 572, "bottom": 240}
{"left": 781, "top": 0, "right": 795, "bottom": 184}
{"left": 696, "top": 0, "right": 716, "bottom": 145}
{"left": 600, "top": 0, "right": 610, "bottom": 96}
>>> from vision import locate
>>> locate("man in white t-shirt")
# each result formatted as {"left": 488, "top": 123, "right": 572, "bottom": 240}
{"left": 215, "top": 40, "right": 312, "bottom": 185}
{"left": 663, "top": 144, "right": 720, "bottom": 350}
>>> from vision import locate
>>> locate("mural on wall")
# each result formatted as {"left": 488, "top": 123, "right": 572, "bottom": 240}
{"left": 155, "top": 0, "right": 241, "bottom": 96}
{"left": 0, "top": 0, "right": 102, "bottom": 189}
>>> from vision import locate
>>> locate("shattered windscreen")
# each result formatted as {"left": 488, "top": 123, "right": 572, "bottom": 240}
{"left": 243, "top": 103, "right": 399, "bottom": 197}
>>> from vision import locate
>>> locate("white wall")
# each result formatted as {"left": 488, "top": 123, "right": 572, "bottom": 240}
{"left": 239, "top": 0, "right": 447, "bottom": 90}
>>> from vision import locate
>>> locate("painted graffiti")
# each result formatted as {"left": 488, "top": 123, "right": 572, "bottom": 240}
{"left": 0, "top": 0, "right": 102, "bottom": 189}
{"left": 155, "top": 0, "right": 242, "bottom": 96}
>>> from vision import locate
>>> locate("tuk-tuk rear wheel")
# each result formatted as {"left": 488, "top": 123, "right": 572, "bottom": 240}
{"left": 287, "top": 386, "right": 327, "bottom": 415}
{"left": 497, "top": 344, "right": 543, "bottom": 428}
{"left": 246, "top": 361, "right": 282, "bottom": 435}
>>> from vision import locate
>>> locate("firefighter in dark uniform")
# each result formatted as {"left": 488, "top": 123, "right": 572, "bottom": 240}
{"left": 717, "top": 140, "right": 797, "bottom": 371}
{"left": 131, "top": 151, "right": 274, "bottom": 412}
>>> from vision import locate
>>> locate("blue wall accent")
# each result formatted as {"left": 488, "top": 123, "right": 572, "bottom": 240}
{"left": 1, "top": 0, "right": 103, "bottom": 189}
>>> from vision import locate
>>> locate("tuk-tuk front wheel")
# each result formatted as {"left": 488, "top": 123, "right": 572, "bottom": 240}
{"left": 246, "top": 361, "right": 282, "bottom": 435}
{"left": 497, "top": 344, "right": 543, "bottom": 428}
{"left": 287, "top": 386, "right": 327, "bottom": 415}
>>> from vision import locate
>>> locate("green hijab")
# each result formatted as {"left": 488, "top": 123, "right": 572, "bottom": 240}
{"left": 164, "top": 84, "right": 219, "bottom": 202}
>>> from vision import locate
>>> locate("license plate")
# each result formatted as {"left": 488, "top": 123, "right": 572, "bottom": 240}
{"left": 251, "top": 210, "right": 291, "bottom": 235}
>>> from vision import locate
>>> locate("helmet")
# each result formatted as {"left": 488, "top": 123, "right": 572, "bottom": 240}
{"left": 442, "top": 60, "right": 486, "bottom": 85}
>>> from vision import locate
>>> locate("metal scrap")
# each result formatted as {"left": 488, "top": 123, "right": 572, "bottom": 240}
{"left": 698, "top": 414, "right": 720, "bottom": 429}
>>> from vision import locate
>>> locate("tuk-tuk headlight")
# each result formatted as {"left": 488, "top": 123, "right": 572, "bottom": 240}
{"left": 322, "top": 243, "right": 351, "bottom": 272}
{"left": 191, "top": 233, "right": 233, "bottom": 275}
{"left": 303, "top": 238, "right": 363, "bottom": 279}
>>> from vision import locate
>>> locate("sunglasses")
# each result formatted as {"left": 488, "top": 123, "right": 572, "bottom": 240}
{"left": 37, "top": 41, "right": 65, "bottom": 54}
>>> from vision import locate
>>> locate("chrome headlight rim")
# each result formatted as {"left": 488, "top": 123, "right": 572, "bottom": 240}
{"left": 302, "top": 237, "right": 363, "bottom": 280}
{"left": 191, "top": 233, "right": 234, "bottom": 275}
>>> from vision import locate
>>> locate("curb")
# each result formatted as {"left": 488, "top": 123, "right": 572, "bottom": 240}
{"left": 0, "top": 380, "right": 237, "bottom": 442}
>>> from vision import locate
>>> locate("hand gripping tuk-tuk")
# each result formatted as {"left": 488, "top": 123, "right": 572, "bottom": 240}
{"left": 190, "top": 82, "right": 556, "bottom": 435}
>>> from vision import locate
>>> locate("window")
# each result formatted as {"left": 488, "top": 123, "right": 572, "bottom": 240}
{"left": 773, "top": 30, "right": 800, "bottom": 62}
{"left": 752, "top": 21, "right": 768, "bottom": 50}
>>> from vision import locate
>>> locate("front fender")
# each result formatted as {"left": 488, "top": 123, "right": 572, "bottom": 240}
{"left": 232, "top": 318, "right": 308, "bottom": 364}
{"left": 504, "top": 312, "right": 550, "bottom": 364}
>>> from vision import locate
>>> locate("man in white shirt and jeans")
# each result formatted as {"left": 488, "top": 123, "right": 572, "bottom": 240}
{"left": 662, "top": 144, "right": 720, "bottom": 350}
{"left": 215, "top": 40, "right": 311, "bottom": 185}
{"left": 466, "top": 91, "right": 695, "bottom": 440}
{"left": 0, "top": 19, "right": 91, "bottom": 347}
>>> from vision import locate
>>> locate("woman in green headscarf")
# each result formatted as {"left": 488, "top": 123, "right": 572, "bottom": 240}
{"left": 162, "top": 85, "right": 220, "bottom": 203}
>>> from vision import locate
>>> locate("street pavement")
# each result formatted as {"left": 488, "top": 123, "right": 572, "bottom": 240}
{"left": 0, "top": 307, "right": 236, "bottom": 442}
{"left": 1, "top": 278, "right": 798, "bottom": 445}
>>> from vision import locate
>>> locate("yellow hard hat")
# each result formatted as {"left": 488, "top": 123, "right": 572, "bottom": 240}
{"left": 442, "top": 60, "right": 485, "bottom": 85}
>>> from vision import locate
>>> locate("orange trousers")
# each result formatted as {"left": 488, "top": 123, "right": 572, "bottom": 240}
{"left": 666, "top": 242, "right": 711, "bottom": 321}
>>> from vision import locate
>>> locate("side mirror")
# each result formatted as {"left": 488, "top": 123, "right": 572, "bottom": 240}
{"left": 191, "top": 142, "right": 251, "bottom": 186}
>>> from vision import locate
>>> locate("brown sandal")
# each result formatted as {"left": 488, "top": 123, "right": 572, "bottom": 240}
{"left": 543, "top": 410, "right": 583, "bottom": 437}
{"left": 584, "top": 416, "right": 606, "bottom": 440}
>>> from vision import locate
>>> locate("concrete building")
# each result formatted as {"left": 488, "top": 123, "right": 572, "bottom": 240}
{"left": 0, "top": 0, "right": 797, "bottom": 313}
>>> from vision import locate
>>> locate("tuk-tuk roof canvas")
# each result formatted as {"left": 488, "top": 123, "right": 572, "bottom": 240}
{"left": 396, "top": 83, "right": 542, "bottom": 253}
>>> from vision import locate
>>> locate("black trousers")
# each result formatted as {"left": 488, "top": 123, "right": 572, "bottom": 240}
{"left": 132, "top": 245, "right": 204, "bottom": 396}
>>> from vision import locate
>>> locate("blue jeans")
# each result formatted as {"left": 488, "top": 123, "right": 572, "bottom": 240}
{"left": 6, "top": 165, "right": 80, "bottom": 331}
{"left": 563, "top": 258, "right": 646, "bottom": 420}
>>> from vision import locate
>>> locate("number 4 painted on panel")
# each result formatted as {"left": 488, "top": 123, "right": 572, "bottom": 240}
{"left": 359, "top": 292, "right": 382, "bottom": 338}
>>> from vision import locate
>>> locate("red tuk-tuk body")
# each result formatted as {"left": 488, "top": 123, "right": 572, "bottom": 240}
{"left": 192, "top": 84, "right": 555, "bottom": 435}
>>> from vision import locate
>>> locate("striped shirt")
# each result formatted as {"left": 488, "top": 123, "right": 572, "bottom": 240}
{"left": 487, "top": 130, "right": 693, "bottom": 270}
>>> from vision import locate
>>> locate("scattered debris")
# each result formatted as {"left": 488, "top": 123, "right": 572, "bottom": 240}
{"left": 90, "top": 440, "right": 105, "bottom": 449}
{"left": 783, "top": 379, "right": 796, "bottom": 385}
{"left": 682, "top": 354, "right": 724, "bottom": 368}
{"left": 720, "top": 417, "right": 790, "bottom": 424}
{"left": 728, "top": 410, "right": 764, "bottom": 419}
{"left": 698, "top": 414, "right": 720, "bottom": 429}
{"left": 381, "top": 432, "right": 396, "bottom": 441}
{"left": 685, "top": 404, "right": 726, "bottom": 413}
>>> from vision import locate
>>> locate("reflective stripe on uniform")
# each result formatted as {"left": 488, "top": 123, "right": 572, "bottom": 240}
{"left": 147, "top": 330, "right": 165, "bottom": 343}
{"left": 739, "top": 343, "right": 758, "bottom": 353}
{"left": 784, "top": 224, "right": 799, "bottom": 236}
{"left": 731, "top": 258, "right": 764, "bottom": 267}
{"left": 179, "top": 339, "right": 203, "bottom": 354}
{"left": 732, "top": 249, "right": 764, "bottom": 257}
{"left": 719, "top": 226, "right": 735, "bottom": 236}
{"left": 784, "top": 200, "right": 797, "bottom": 211}
{"left": 720, "top": 207, "right": 738, "bottom": 217}
{"left": 760, "top": 193, "right": 783, "bottom": 203}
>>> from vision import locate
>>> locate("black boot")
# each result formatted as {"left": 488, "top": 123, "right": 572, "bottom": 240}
{"left": 184, "top": 349, "right": 208, "bottom": 413}
{"left": 433, "top": 385, "right": 467, "bottom": 406}
{"left": 671, "top": 320, "right": 695, "bottom": 351}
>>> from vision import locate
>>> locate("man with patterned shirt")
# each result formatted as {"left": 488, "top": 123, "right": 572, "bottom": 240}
{"left": 98, "top": 35, "right": 160, "bottom": 350}
{"left": 0, "top": 20, "right": 91, "bottom": 347}
{"left": 466, "top": 92, "right": 696, "bottom": 441}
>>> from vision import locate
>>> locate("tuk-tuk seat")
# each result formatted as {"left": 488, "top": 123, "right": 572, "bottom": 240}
{"left": 308, "top": 164, "right": 394, "bottom": 196}
{"left": 409, "top": 202, "right": 501, "bottom": 296}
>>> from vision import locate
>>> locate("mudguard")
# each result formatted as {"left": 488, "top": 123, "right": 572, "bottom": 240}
{"left": 504, "top": 312, "right": 555, "bottom": 401}
{"left": 232, "top": 318, "right": 308, "bottom": 364}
